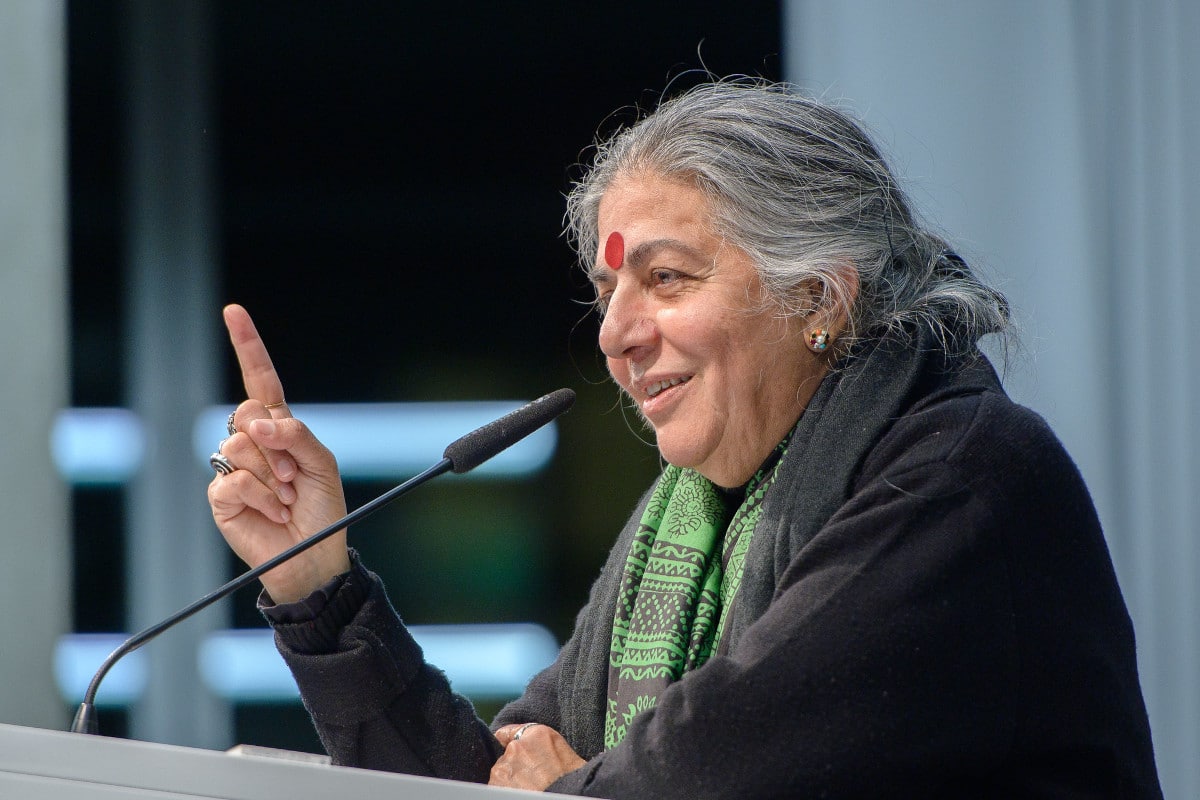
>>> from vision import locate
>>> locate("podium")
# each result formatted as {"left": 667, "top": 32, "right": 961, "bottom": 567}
{"left": 0, "top": 723, "right": 543, "bottom": 799}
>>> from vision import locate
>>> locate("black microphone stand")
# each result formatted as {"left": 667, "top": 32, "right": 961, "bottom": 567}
{"left": 70, "top": 457, "right": 452, "bottom": 734}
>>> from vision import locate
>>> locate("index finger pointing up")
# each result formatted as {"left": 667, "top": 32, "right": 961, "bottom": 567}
{"left": 223, "top": 303, "right": 292, "bottom": 419}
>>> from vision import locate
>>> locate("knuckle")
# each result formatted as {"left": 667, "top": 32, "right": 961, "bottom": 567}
{"left": 284, "top": 418, "right": 314, "bottom": 442}
{"left": 235, "top": 400, "right": 261, "bottom": 419}
{"left": 226, "top": 470, "right": 253, "bottom": 491}
{"left": 221, "top": 432, "right": 245, "bottom": 456}
{"left": 209, "top": 474, "right": 236, "bottom": 499}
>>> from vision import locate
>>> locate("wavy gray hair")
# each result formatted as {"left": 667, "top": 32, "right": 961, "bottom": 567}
{"left": 565, "top": 79, "right": 1010, "bottom": 358}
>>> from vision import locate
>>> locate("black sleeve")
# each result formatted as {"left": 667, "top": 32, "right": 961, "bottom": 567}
{"left": 267, "top": 553, "right": 505, "bottom": 781}
{"left": 265, "top": 488, "right": 649, "bottom": 784}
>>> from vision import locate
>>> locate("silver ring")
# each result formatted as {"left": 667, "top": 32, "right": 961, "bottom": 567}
{"left": 226, "top": 412, "right": 238, "bottom": 436}
{"left": 209, "top": 453, "right": 234, "bottom": 476}
{"left": 512, "top": 722, "right": 540, "bottom": 741}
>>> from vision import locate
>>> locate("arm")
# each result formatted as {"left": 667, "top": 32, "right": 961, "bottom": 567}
{"left": 267, "top": 553, "right": 507, "bottom": 779}
{"left": 271, "top": 496, "right": 650, "bottom": 784}
{"left": 207, "top": 305, "right": 509, "bottom": 780}
{"left": 267, "top": 542, "right": 607, "bottom": 783}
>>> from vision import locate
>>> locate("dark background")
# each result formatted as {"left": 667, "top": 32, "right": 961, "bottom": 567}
{"left": 66, "top": 0, "right": 782, "bottom": 749}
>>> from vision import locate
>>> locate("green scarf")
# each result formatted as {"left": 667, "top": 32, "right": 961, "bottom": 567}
{"left": 604, "top": 433, "right": 791, "bottom": 749}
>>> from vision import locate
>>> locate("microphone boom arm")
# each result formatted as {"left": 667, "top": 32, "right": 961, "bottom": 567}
{"left": 70, "top": 457, "right": 453, "bottom": 734}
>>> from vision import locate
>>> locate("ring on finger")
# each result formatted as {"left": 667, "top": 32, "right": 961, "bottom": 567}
{"left": 226, "top": 412, "right": 238, "bottom": 436}
{"left": 512, "top": 722, "right": 540, "bottom": 742}
{"left": 209, "top": 453, "right": 235, "bottom": 476}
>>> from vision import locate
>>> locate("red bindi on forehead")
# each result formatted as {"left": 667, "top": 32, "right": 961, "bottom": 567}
{"left": 604, "top": 231, "right": 625, "bottom": 270}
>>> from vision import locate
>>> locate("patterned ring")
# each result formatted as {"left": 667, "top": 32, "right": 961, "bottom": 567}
{"left": 226, "top": 412, "right": 238, "bottom": 436}
{"left": 512, "top": 722, "right": 541, "bottom": 742}
{"left": 209, "top": 453, "right": 235, "bottom": 476}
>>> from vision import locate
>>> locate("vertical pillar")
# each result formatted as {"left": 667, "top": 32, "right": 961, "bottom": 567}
{"left": 1086, "top": 4, "right": 1200, "bottom": 794}
{"left": 123, "top": 0, "right": 230, "bottom": 747}
{"left": 0, "top": 0, "right": 71, "bottom": 730}
{"left": 784, "top": 1, "right": 1199, "bottom": 795}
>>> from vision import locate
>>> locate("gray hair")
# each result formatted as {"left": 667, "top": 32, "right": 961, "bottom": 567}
{"left": 565, "top": 79, "right": 1010, "bottom": 358}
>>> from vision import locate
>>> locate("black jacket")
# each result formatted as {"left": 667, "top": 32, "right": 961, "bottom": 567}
{"left": 267, "top": 339, "right": 1162, "bottom": 798}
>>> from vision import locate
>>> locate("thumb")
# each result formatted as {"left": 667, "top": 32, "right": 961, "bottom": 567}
{"left": 493, "top": 724, "right": 524, "bottom": 748}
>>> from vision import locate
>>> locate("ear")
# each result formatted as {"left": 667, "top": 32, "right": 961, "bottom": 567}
{"left": 801, "top": 264, "right": 859, "bottom": 352}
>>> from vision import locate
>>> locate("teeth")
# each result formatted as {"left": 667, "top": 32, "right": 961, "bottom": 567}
{"left": 646, "top": 376, "right": 690, "bottom": 398}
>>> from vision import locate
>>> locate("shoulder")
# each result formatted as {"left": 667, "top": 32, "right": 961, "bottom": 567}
{"left": 846, "top": 383, "right": 1123, "bottom": 647}
{"left": 858, "top": 385, "right": 1090, "bottom": 515}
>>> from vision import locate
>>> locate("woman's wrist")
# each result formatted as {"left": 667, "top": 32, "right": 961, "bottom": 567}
{"left": 259, "top": 540, "right": 352, "bottom": 605}
{"left": 261, "top": 549, "right": 369, "bottom": 653}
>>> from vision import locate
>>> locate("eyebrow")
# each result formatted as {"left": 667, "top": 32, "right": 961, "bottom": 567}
{"left": 587, "top": 238, "right": 705, "bottom": 286}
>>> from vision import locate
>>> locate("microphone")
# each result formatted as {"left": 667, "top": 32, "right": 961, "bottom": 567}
{"left": 443, "top": 388, "right": 576, "bottom": 473}
{"left": 70, "top": 388, "right": 576, "bottom": 735}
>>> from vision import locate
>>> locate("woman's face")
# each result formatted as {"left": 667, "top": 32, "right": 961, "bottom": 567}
{"left": 593, "top": 172, "right": 830, "bottom": 487}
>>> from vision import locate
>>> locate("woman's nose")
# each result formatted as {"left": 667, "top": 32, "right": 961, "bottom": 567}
{"left": 598, "top": 285, "right": 655, "bottom": 360}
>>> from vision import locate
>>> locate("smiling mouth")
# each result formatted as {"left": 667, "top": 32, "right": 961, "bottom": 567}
{"left": 645, "top": 376, "right": 691, "bottom": 398}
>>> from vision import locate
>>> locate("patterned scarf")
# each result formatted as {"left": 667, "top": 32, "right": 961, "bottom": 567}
{"left": 604, "top": 433, "right": 792, "bottom": 749}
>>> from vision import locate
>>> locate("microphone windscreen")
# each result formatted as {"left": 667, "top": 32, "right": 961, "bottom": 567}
{"left": 442, "top": 388, "right": 576, "bottom": 474}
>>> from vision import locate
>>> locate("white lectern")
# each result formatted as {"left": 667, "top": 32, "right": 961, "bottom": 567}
{"left": 0, "top": 723, "right": 543, "bottom": 799}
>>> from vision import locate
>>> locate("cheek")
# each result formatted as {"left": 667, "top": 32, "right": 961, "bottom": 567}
{"left": 666, "top": 306, "right": 733, "bottom": 366}
{"left": 607, "top": 356, "right": 632, "bottom": 390}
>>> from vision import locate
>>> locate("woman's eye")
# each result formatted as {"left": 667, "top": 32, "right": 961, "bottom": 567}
{"left": 652, "top": 269, "right": 680, "bottom": 285}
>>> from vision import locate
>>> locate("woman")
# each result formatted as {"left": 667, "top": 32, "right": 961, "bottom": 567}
{"left": 209, "top": 81, "right": 1162, "bottom": 797}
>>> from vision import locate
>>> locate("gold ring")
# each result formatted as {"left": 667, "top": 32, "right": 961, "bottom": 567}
{"left": 263, "top": 400, "right": 286, "bottom": 409}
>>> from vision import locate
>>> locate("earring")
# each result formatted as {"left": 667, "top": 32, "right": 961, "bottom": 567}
{"left": 807, "top": 328, "right": 830, "bottom": 352}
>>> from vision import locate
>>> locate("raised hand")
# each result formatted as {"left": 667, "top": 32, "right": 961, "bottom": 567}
{"left": 207, "top": 304, "right": 351, "bottom": 603}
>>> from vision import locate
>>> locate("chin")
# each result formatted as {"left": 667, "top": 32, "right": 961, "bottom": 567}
{"left": 653, "top": 431, "right": 713, "bottom": 475}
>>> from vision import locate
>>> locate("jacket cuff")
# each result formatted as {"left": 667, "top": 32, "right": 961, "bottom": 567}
{"left": 547, "top": 759, "right": 601, "bottom": 795}
{"left": 264, "top": 552, "right": 428, "bottom": 725}
{"left": 260, "top": 549, "right": 370, "bottom": 654}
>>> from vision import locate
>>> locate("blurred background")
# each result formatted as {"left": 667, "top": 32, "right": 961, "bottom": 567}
{"left": 1, "top": 1, "right": 1196, "bottom": 798}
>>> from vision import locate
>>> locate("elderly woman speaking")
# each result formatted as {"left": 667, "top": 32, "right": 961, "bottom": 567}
{"left": 208, "top": 81, "right": 1162, "bottom": 797}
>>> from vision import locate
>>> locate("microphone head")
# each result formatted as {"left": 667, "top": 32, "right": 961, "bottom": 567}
{"left": 442, "top": 388, "right": 576, "bottom": 474}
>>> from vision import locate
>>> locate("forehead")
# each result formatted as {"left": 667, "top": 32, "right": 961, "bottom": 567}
{"left": 596, "top": 173, "right": 716, "bottom": 248}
